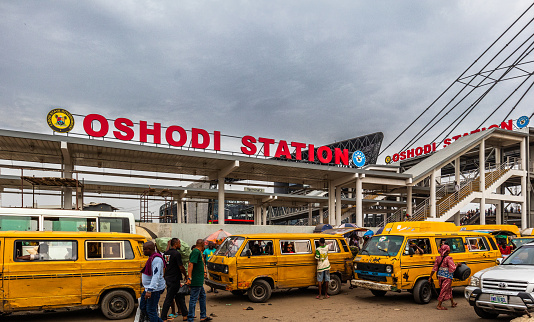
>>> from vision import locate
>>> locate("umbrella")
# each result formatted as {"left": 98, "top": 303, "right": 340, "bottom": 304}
{"left": 313, "top": 223, "right": 333, "bottom": 233}
{"left": 336, "top": 223, "right": 359, "bottom": 228}
{"left": 204, "top": 229, "right": 232, "bottom": 245}
{"left": 135, "top": 226, "right": 157, "bottom": 241}
{"left": 522, "top": 228, "right": 534, "bottom": 236}
{"left": 364, "top": 230, "right": 374, "bottom": 237}
{"left": 375, "top": 227, "right": 384, "bottom": 235}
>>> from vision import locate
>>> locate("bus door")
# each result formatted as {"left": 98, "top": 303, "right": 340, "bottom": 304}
{"left": 401, "top": 238, "right": 435, "bottom": 287}
{"left": 435, "top": 236, "right": 468, "bottom": 286}
{"left": 236, "top": 239, "right": 277, "bottom": 288}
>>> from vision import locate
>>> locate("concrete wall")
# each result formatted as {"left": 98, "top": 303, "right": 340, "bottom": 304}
{"left": 138, "top": 223, "right": 315, "bottom": 246}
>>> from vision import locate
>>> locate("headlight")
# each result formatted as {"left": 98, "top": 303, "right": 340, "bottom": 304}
{"left": 224, "top": 266, "right": 229, "bottom": 274}
{"left": 354, "top": 256, "right": 361, "bottom": 262}
{"left": 385, "top": 265, "right": 393, "bottom": 274}
{"left": 469, "top": 276, "right": 480, "bottom": 287}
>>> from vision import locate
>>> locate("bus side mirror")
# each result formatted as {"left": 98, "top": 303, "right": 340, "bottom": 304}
{"left": 496, "top": 258, "right": 503, "bottom": 265}
{"left": 408, "top": 248, "right": 415, "bottom": 256}
{"left": 245, "top": 249, "right": 252, "bottom": 258}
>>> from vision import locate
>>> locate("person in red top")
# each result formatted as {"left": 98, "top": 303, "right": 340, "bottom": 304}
{"left": 429, "top": 244, "right": 458, "bottom": 310}
{"left": 499, "top": 241, "right": 513, "bottom": 255}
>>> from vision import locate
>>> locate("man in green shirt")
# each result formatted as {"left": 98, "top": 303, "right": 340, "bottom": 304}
{"left": 186, "top": 239, "right": 212, "bottom": 322}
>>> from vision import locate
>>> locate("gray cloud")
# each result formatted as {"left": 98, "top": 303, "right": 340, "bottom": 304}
{"left": 0, "top": 0, "right": 532, "bottom": 155}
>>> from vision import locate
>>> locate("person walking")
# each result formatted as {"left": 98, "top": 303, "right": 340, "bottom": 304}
{"left": 315, "top": 237, "right": 330, "bottom": 299}
{"left": 186, "top": 239, "right": 212, "bottom": 322}
{"left": 161, "top": 238, "right": 188, "bottom": 322}
{"left": 203, "top": 241, "right": 218, "bottom": 294}
{"left": 140, "top": 241, "right": 166, "bottom": 322}
{"left": 428, "top": 244, "right": 458, "bottom": 310}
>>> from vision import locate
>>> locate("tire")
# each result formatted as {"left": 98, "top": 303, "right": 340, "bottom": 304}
{"left": 328, "top": 275, "right": 342, "bottom": 295}
{"left": 413, "top": 279, "right": 432, "bottom": 304}
{"left": 474, "top": 306, "right": 499, "bottom": 319}
{"left": 247, "top": 279, "right": 272, "bottom": 303}
{"left": 100, "top": 290, "right": 135, "bottom": 320}
{"left": 371, "top": 290, "right": 387, "bottom": 297}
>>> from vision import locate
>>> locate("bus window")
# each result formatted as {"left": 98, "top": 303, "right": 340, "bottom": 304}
{"left": 99, "top": 217, "right": 129, "bottom": 233}
{"left": 43, "top": 217, "right": 95, "bottom": 232}
{"left": 0, "top": 216, "right": 39, "bottom": 231}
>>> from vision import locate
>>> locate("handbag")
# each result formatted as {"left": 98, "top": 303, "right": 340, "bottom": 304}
{"left": 436, "top": 255, "right": 454, "bottom": 279}
{"left": 178, "top": 284, "right": 191, "bottom": 296}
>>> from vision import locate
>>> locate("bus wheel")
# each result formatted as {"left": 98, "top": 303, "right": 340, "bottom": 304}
{"left": 371, "top": 290, "right": 387, "bottom": 297}
{"left": 100, "top": 290, "right": 135, "bottom": 320}
{"left": 248, "top": 280, "right": 272, "bottom": 303}
{"left": 413, "top": 279, "right": 432, "bottom": 304}
{"left": 328, "top": 275, "right": 342, "bottom": 295}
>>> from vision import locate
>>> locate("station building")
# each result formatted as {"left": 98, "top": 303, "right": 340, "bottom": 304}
{"left": 0, "top": 111, "right": 531, "bottom": 229}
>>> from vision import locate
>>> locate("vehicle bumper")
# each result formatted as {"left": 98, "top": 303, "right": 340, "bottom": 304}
{"left": 465, "top": 287, "right": 534, "bottom": 313}
{"left": 205, "top": 279, "right": 231, "bottom": 291}
{"left": 351, "top": 279, "right": 396, "bottom": 291}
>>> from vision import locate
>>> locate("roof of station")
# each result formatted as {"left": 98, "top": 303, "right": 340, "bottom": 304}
{"left": 0, "top": 129, "right": 410, "bottom": 187}
{"left": 403, "top": 128, "right": 527, "bottom": 184}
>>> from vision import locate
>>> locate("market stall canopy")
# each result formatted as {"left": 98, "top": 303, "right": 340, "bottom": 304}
{"left": 321, "top": 227, "right": 369, "bottom": 236}
{"left": 204, "top": 229, "right": 232, "bottom": 245}
{"left": 313, "top": 223, "right": 333, "bottom": 233}
{"left": 521, "top": 228, "right": 534, "bottom": 236}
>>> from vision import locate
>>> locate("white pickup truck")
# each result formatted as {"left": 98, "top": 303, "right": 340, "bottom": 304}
{"left": 465, "top": 242, "right": 534, "bottom": 318}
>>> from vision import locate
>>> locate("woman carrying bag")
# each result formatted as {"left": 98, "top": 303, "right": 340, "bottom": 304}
{"left": 428, "top": 244, "right": 458, "bottom": 310}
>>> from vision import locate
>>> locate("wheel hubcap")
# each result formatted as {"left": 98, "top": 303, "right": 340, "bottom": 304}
{"left": 110, "top": 296, "right": 127, "bottom": 313}
{"left": 254, "top": 286, "right": 265, "bottom": 298}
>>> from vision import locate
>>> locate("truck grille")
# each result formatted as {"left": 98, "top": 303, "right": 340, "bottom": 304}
{"left": 356, "top": 263, "right": 387, "bottom": 273}
{"left": 207, "top": 262, "right": 228, "bottom": 273}
{"left": 483, "top": 279, "right": 528, "bottom": 292}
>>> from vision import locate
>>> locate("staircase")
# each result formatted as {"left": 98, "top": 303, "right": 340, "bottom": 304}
{"left": 408, "top": 160, "right": 520, "bottom": 223}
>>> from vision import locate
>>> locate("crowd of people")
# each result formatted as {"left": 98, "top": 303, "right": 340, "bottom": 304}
{"left": 139, "top": 239, "right": 215, "bottom": 322}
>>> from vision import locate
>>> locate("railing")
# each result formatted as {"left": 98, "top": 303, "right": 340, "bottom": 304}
{"left": 377, "top": 206, "right": 406, "bottom": 227}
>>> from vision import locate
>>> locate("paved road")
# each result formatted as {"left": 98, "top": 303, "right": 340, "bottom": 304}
{"left": 3, "top": 284, "right": 524, "bottom": 321}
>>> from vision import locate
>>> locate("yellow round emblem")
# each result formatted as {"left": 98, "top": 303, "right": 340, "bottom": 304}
{"left": 385, "top": 155, "right": 392, "bottom": 164}
{"left": 47, "top": 108, "right": 74, "bottom": 133}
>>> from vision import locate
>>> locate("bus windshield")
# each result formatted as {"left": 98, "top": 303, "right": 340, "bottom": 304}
{"left": 361, "top": 235, "right": 404, "bottom": 256}
{"left": 215, "top": 237, "right": 245, "bottom": 257}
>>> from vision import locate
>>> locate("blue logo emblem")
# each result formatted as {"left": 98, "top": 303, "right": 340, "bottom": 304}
{"left": 517, "top": 116, "right": 530, "bottom": 129}
{"left": 352, "top": 151, "right": 366, "bottom": 167}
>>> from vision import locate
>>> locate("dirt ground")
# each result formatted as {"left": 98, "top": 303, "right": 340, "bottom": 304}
{"left": 5, "top": 283, "right": 527, "bottom": 322}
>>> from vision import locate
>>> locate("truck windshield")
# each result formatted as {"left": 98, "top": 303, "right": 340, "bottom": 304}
{"left": 360, "top": 235, "right": 404, "bottom": 256}
{"left": 502, "top": 245, "right": 534, "bottom": 265}
{"left": 214, "top": 236, "right": 245, "bottom": 257}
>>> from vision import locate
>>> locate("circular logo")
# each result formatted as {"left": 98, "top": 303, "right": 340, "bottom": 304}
{"left": 47, "top": 108, "right": 74, "bottom": 133}
{"left": 352, "top": 150, "right": 366, "bottom": 167}
{"left": 385, "top": 156, "right": 392, "bottom": 164}
{"left": 516, "top": 116, "right": 530, "bottom": 129}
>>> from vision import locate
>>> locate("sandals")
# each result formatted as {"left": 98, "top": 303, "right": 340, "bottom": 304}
{"left": 200, "top": 317, "right": 213, "bottom": 322}
{"left": 451, "top": 302, "right": 458, "bottom": 308}
{"left": 437, "top": 306, "right": 447, "bottom": 310}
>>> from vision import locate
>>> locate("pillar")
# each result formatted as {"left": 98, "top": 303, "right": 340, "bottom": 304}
{"left": 335, "top": 186, "right": 342, "bottom": 226}
{"left": 308, "top": 204, "right": 313, "bottom": 225}
{"left": 62, "top": 162, "right": 73, "bottom": 210}
{"left": 406, "top": 186, "right": 413, "bottom": 216}
{"left": 454, "top": 212, "right": 461, "bottom": 225}
{"left": 430, "top": 171, "right": 436, "bottom": 218}
{"left": 319, "top": 206, "right": 324, "bottom": 224}
{"left": 218, "top": 176, "right": 225, "bottom": 225}
{"left": 480, "top": 140, "right": 486, "bottom": 225}
{"left": 455, "top": 157, "right": 460, "bottom": 184}
{"left": 177, "top": 199, "right": 183, "bottom": 224}
{"left": 253, "top": 206, "right": 259, "bottom": 225}
{"left": 521, "top": 137, "right": 527, "bottom": 229}
{"left": 355, "top": 176, "right": 363, "bottom": 227}
{"left": 328, "top": 183, "right": 334, "bottom": 225}
{"left": 262, "top": 205, "right": 267, "bottom": 226}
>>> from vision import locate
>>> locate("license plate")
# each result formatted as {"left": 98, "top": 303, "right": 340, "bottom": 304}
{"left": 490, "top": 294, "right": 508, "bottom": 304}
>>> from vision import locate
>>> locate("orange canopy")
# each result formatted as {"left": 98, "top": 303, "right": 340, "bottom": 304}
{"left": 204, "top": 229, "right": 232, "bottom": 245}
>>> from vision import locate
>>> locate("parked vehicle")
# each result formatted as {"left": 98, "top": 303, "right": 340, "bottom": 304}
{"left": 465, "top": 241, "right": 534, "bottom": 318}
{"left": 0, "top": 231, "right": 146, "bottom": 319}
{"left": 351, "top": 230, "right": 501, "bottom": 303}
{"left": 205, "top": 233, "right": 353, "bottom": 302}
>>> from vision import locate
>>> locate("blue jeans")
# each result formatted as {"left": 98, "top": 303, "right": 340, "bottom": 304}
{"left": 140, "top": 290, "right": 164, "bottom": 322}
{"left": 188, "top": 286, "right": 206, "bottom": 322}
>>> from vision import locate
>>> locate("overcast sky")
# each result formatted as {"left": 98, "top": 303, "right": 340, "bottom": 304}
{"left": 1, "top": 1, "right": 533, "bottom": 213}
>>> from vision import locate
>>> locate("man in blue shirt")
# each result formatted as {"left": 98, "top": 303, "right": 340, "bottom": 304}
{"left": 203, "top": 241, "right": 218, "bottom": 293}
{"left": 140, "top": 241, "right": 166, "bottom": 322}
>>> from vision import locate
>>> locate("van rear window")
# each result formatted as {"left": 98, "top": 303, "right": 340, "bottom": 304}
{"left": 14, "top": 240, "right": 77, "bottom": 261}
{"left": 86, "top": 240, "right": 135, "bottom": 260}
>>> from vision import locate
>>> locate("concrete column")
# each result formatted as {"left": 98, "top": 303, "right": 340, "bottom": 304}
{"left": 495, "top": 147, "right": 501, "bottom": 167}
{"left": 522, "top": 175, "right": 528, "bottom": 229}
{"left": 308, "top": 204, "right": 313, "bottom": 225}
{"left": 455, "top": 157, "right": 460, "bottom": 184}
{"left": 335, "top": 186, "right": 342, "bottom": 226}
{"left": 454, "top": 212, "right": 461, "bottom": 225}
{"left": 430, "top": 171, "right": 436, "bottom": 218}
{"left": 262, "top": 205, "right": 267, "bottom": 226}
{"left": 479, "top": 140, "right": 485, "bottom": 192}
{"left": 496, "top": 202, "right": 502, "bottom": 225}
{"left": 319, "top": 206, "right": 324, "bottom": 224}
{"left": 521, "top": 137, "right": 527, "bottom": 171}
{"left": 253, "top": 206, "right": 258, "bottom": 225}
{"left": 177, "top": 200, "right": 183, "bottom": 224}
{"left": 480, "top": 197, "right": 486, "bottom": 225}
{"left": 407, "top": 186, "right": 413, "bottom": 216}
{"left": 218, "top": 176, "right": 225, "bottom": 225}
{"left": 355, "top": 176, "right": 363, "bottom": 227}
{"left": 328, "top": 183, "right": 334, "bottom": 225}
